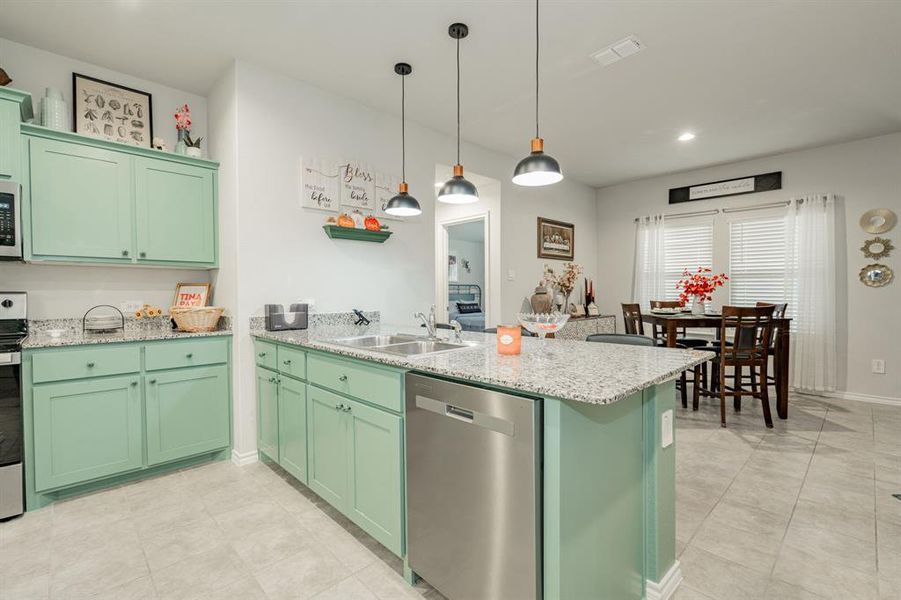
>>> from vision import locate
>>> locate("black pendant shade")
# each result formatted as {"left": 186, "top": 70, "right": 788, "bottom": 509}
{"left": 512, "top": 0, "right": 563, "bottom": 187}
{"left": 438, "top": 23, "right": 479, "bottom": 205}
{"left": 386, "top": 62, "right": 422, "bottom": 217}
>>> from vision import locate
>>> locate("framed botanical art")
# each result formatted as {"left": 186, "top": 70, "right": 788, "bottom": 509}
{"left": 537, "top": 217, "right": 575, "bottom": 260}
{"left": 73, "top": 73, "right": 153, "bottom": 147}
{"left": 172, "top": 283, "right": 211, "bottom": 308}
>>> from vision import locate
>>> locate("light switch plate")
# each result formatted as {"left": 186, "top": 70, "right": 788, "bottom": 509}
{"left": 507, "top": 269, "right": 516, "bottom": 281}
{"left": 661, "top": 409, "right": 674, "bottom": 448}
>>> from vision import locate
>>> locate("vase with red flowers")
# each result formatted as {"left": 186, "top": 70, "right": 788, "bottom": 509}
{"left": 174, "top": 104, "right": 192, "bottom": 155}
{"left": 676, "top": 267, "right": 729, "bottom": 315}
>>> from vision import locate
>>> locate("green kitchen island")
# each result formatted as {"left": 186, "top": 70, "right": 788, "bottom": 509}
{"left": 252, "top": 322, "right": 709, "bottom": 600}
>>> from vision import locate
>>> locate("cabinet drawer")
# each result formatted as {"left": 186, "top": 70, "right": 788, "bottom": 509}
{"left": 32, "top": 345, "right": 141, "bottom": 384}
{"left": 145, "top": 337, "right": 229, "bottom": 372}
{"left": 277, "top": 345, "right": 306, "bottom": 380}
{"left": 308, "top": 354, "right": 402, "bottom": 413}
{"left": 254, "top": 340, "right": 277, "bottom": 370}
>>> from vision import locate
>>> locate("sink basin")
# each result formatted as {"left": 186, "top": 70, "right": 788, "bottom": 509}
{"left": 327, "top": 334, "right": 479, "bottom": 357}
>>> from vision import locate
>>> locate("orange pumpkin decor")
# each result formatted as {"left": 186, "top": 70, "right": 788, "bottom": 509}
{"left": 364, "top": 215, "right": 381, "bottom": 231}
{"left": 337, "top": 213, "right": 355, "bottom": 228}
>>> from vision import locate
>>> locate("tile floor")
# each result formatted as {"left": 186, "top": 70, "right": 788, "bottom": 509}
{"left": 1, "top": 392, "right": 898, "bottom": 599}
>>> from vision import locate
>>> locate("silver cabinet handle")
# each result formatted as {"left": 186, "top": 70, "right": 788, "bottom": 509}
{"left": 283, "top": 359, "right": 292, "bottom": 365}
{"left": 139, "top": 252, "right": 146, "bottom": 258}
{"left": 130, "top": 381, "right": 138, "bottom": 386}
{"left": 258, "top": 352, "right": 267, "bottom": 358}
{"left": 268, "top": 376, "right": 276, "bottom": 383}
{"left": 86, "top": 362, "right": 95, "bottom": 368}
{"left": 149, "top": 379, "right": 157, "bottom": 384}
{"left": 186, "top": 353, "right": 193, "bottom": 358}
{"left": 339, "top": 374, "right": 348, "bottom": 382}
{"left": 344, "top": 405, "right": 352, "bottom": 413}
{"left": 121, "top": 250, "right": 129, "bottom": 257}
{"left": 335, "top": 403, "right": 343, "bottom": 411}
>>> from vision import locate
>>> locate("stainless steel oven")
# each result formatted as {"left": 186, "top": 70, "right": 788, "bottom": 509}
{"left": 0, "top": 181, "right": 22, "bottom": 260}
{"left": 0, "top": 292, "right": 26, "bottom": 520}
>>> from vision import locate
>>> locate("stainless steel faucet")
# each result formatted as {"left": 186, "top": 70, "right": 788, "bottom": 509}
{"left": 414, "top": 305, "right": 438, "bottom": 339}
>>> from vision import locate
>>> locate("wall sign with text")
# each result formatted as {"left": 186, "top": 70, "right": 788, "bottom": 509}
{"left": 300, "top": 157, "right": 341, "bottom": 211}
{"left": 669, "top": 171, "right": 782, "bottom": 204}
{"left": 339, "top": 161, "right": 375, "bottom": 210}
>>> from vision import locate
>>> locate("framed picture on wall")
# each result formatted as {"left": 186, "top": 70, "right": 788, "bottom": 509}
{"left": 172, "top": 283, "right": 211, "bottom": 308}
{"left": 73, "top": 73, "right": 153, "bottom": 147}
{"left": 537, "top": 217, "right": 574, "bottom": 260}
{"left": 448, "top": 255, "right": 459, "bottom": 282}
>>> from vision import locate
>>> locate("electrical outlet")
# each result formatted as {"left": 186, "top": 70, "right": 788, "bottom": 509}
{"left": 661, "top": 409, "right": 674, "bottom": 448}
{"left": 872, "top": 359, "right": 886, "bottom": 374}
{"left": 121, "top": 301, "right": 143, "bottom": 314}
{"left": 507, "top": 269, "right": 516, "bottom": 281}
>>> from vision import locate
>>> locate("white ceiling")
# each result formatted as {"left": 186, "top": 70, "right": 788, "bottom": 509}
{"left": 2, "top": 1, "right": 900, "bottom": 187}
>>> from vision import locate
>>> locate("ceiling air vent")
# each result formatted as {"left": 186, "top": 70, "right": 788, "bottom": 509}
{"left": 591, "top": 35, "right": 645, "bottom": 67}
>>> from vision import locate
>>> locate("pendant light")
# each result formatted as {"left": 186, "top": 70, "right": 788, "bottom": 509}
{"left": 385, "top": 62, "right": 422, "bottom": 217}
{"left": 512, "top": 0, "right": 563, "bottom": 187}
{"left": 438, "top": 23, "right": 479, "bottom": 205}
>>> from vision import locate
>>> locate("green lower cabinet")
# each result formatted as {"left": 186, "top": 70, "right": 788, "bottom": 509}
{"left": 145, "top": 365, "right": 230, "bottom": 466}
{"left": 306, "top": 385, "right": 348, "bottom": 509}
{"left": 33, "top": 374, "right": 143, "bottom": 491}
{"left": 345, "top": 397, "right": 403, "bottom": 557}
{"left": 278, "top": 376, "right": 308, "bottom": 483}
{"left": 256, "top": 366, "right": 280, "bottom": 462}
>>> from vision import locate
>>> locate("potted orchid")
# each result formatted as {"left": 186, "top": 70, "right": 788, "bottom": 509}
{"left": 677, "top": 267, "right": 729, "bottom": 315}
{"left": 174, "top": 104, "right": 192, "bottom": 155}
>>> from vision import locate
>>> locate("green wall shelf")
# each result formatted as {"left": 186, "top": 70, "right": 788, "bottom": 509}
{"left": 322, "top": 225, "right": 392, "bottom": 243}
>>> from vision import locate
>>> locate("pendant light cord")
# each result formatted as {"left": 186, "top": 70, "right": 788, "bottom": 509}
{"left": 456, "top": 36, "right": 461, "bottom": 165}
{"left": 401, "top": 73, "right": 406, "bottom": 182}
{"left": 535, "top": 0, "right": 540, "bottom": 139}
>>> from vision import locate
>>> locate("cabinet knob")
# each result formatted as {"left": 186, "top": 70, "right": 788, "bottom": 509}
{"left": 131, "top": 381, "right": 138, "bottom": 386}
{"left": 139, "top": 252, "right": 146, "bottom": 258}
{"left": 121, "top": 250, "right": 129, "bottom": 257}
{"left": 258, "top": 352, "right": 266, "bottom": 358}
{"left": 344, "top": 405, "right": 352, "bottom": 413}
{"left": 186, "top": 353, "right": 194, "bottom": 358}
{"left": 339, "top": 374, "right": 348, "bottom": 382}
{"left": 336, "top": 403, "right": 345, "bottom": 411}
{"left": 86, "top": 362, "right": 95, "bottom": 368}
{"left": 149, "top": 379, "right": 157, "bottom": 384}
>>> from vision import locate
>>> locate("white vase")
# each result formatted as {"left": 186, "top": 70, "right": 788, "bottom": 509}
{"left": 691, "top": 297, "right": 706, "bottom": 315}
{"left": 186, "top": 146, "right": 202, "bottom": 159}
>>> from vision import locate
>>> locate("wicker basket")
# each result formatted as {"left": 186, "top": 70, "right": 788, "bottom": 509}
{"left": 170, "top": 306, "right": 224, "bottom": 333}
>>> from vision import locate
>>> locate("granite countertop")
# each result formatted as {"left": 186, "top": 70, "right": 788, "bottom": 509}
{"left": 252, "top": 323, "right": 711, "bottom": 406}
{"left": 23, "top": 322, "right": 232, "bottom": 349}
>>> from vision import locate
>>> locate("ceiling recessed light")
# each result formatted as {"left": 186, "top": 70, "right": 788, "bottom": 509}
{"left": 678, "top": 132, "right": 696, "bottom": 142}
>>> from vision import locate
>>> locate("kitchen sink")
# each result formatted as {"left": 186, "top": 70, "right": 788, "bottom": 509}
{"left": 328, "top": 334, "right": 479, "bottom": 357}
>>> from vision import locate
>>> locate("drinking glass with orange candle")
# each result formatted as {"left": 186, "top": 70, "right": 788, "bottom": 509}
{"left": 496, "top": 325, "right": 522, "bottom": 355}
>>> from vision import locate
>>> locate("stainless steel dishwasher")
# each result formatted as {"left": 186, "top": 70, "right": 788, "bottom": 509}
{"left": 405, "top": 373, "right": 541, "bottom": 600}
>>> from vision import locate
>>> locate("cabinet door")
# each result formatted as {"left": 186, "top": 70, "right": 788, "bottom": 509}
{"left": 33, "top": 375, "right": 142, "bottom": 491}
{"left": 345, "top": 397, "right": 404, "bottom": 557}
{"left": 28, "top": 137, "right": 133, "bottom": 260}
{"left": 134, "top": 158, "right": 215, "bottom": 265}
{"left": 256, "top": 367, "right": 279, "bottom": 462}
{"left": 0, "top": 100, "right": 20, "bottom": 180}
{"left": 145, "top": 365, "right": 230, "bottom": 466}
{"left": 306, "top": 386, "right": 348, "bottom": 511}
{"left": 278, "top": 377, "right": 307, "bottom": 483}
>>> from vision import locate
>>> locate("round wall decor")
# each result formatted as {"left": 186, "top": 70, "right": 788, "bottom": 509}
{"left": 859, "top": 208, "right": 897, "bottom": 234}
{"left": 859, "top": 263, "right": 894, "bottom": 287}
{"left": 860, "top": 237, "right": 894, "bottom": 260}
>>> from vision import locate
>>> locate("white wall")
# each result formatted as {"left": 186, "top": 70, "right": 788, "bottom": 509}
{"left": 595, "top": 132, "right": 901, "bottom": 401}
{"left": 448, "top": 238, "right": 485, "bottom": 293}
{"left": 0, "top": 37, "right": 211, "bottom": 319}
{"left": 0, "top": 37, "right": 208, "bottom": 151}
{"left": 215, "top": 59, "right": 598, "bottom": 456}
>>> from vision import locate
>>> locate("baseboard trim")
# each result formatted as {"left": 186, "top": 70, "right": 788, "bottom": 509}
{"left": 646, "top": 561, "right": 682, "bottom": 600}
{"left": 795, "top": 389, "right": 901, "bottom": 407}
{"left": 231, "top": 449, "right": 259, "bottom": 466}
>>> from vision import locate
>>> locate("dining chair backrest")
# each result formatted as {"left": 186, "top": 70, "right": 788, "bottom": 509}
{"left": 720, "top": 305, "right": 775, "bottom": 361}
{"left": 621, "top": 303, "right": 645, "bottom": 335}
{"left": 586, "top": 333, "right": 656, "bottom": 347}
{"left": 756, "top": 301, "right": 788, "bottom": 318}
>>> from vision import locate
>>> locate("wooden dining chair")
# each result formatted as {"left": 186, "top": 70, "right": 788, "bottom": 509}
{"left": 621, "top": 303, "right": 645, "bottom": 335}
{"left": 751, "top": 302, "right": 787, "bottom": 389}
{"left": 693, "top": 304, "right": 776, "bottom": 428}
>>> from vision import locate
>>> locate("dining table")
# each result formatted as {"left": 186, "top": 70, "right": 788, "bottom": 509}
{"left": 640, "top": 311, "right": 792, "bottom": 419}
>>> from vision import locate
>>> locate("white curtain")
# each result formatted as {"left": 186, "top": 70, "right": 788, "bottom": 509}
{"left": 633, "top": 214, "right": 666, "bottom": 309}
{"left": 784, "top": 194, "right": 837, "bottom": 393}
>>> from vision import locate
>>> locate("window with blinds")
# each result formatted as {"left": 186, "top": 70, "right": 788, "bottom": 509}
{"left": 663, "top": 220, "right": 714, "bottom": 302}
{"left": 729, "top": 216, "right": 790, "bottom": 308}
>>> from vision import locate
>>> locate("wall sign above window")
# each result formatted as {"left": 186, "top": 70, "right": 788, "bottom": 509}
{"left": 669, "top": 171, "right": 782, "bottom": 204}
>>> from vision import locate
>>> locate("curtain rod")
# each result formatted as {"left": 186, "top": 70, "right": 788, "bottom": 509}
{"left": 634, "top": 198, "right": 800, "bottom": 223}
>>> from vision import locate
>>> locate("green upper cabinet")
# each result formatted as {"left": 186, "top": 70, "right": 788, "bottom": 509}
{"left": 134, "top": 158, "right": 216, "bottom": 265}
{"left": 145, "top": 365, "right": 230, "bottom": 466}
{"left": 32, "top": 374, "right": 143, "bottom": 492}
{"left": 256, "top": 366, "right": 280, "bottom": 463}
{"left": 278, "top": 376, "right": 308, "bottom": 483}
{"left": 0, "top": 88, "right": 32, "bottom": 180}
{"left": 28, "top": 136, "right": 133, "bottom": 261}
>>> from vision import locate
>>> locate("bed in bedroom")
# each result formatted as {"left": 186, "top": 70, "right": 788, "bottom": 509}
{"left": 447, "top": 283, "right": 486, "bottom": 331}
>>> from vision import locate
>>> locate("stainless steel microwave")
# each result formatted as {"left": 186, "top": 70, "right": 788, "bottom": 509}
{"left": 0, "top": 181, "right": 21, "bottom": 260}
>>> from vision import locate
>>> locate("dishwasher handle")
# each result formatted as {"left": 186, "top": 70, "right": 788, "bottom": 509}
{"left": 415, "top": 395, "right": 515, "bottom": 437}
